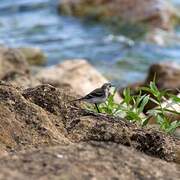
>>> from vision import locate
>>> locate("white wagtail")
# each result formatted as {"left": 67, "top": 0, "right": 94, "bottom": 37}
{"left": 70, "top": 83, "right": 113, "bottom": 112}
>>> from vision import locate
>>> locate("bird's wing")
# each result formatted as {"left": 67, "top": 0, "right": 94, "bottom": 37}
{"left": 83, "top": 88, "right": 105, "bottom": 99}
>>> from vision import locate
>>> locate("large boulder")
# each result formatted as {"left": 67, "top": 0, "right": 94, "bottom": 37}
{"left": 58, "top": 0, "right": 179, "bottom": 30}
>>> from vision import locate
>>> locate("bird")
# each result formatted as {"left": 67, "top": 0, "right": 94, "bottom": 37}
{"left": 69, "top": 83, "right": 113, "bottom": 113}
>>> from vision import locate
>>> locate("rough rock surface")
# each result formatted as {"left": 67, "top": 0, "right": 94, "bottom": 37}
{"left": 0, "top": 82, "right": 179, "bottom": 179}
{"left": 0, "top": 142, "right": 179, "bottom": 180}
{"left": 58, "top": 0, "right": 179, "bottom": 30}
{"left": 0, "top": 82, "right": 70, "bottom": 156}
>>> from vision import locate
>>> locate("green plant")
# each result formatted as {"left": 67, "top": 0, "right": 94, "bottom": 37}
{"left": 86, "top": 82, "right": 180, "bottom": 134}
{"left": 141, "top": 82, "right": 180, "bottom": 134}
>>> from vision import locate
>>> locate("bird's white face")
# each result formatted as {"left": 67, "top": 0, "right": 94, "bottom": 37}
{"left": 106, "top": 84, "right": 112, "bottom": 92}
{"left": 102, "top": 83, "right": 113, "bottom": 96}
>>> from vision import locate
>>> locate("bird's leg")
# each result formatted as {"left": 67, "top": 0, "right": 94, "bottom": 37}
{"left": 95, "top": 103, "right": 100, "bottom": 113}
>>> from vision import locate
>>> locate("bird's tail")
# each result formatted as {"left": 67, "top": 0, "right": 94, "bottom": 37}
{"left": 67, "top": 98, "right": 83, "bottom": 104}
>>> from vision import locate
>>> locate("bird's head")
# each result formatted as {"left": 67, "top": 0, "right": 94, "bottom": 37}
{"left": 101, "top": 83, "right": 112, "bottom": 92}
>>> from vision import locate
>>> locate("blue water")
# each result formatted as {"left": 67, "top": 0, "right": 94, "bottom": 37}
{"left": 0, "top": 0, "right": 179, "bottom": 86}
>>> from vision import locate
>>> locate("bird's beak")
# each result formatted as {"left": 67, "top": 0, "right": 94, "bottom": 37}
{"left": 111, "top": 84, "right": 117, "bottom": 90}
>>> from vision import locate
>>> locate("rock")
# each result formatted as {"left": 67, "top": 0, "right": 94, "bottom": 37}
{"left": 1, "top": 71, "right": 40, "bottom": 89}
{"left": 0, "top": 47, "right": 29, "bottom": 79}
{"left": 144, "top": 62, "right": 180, "bottom": 91}
{"left": 0, "top": 46, "right": 42, "bottom": 88}
{"left": 36, "top": 59, "right": 107, "bottom": 96}
{"left": 0, "top": 82, "right": 70, "bottom": 154}
{"left": 18, "top": 47, "right": 47, "bottom": 66}
{"left": 0, "top": 142, "right": 179, "bottom": 180}
{"left": 58, "top": 0, "right": 179, "bottom": 30}
{"left": 174, "top": 128, "right": 180, "bottom": 139}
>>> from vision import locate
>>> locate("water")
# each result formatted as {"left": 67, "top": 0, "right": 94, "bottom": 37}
{"left": 0, "top": 0, "right": 179, "bottom": 86}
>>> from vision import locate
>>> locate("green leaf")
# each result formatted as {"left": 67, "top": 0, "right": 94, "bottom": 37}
{"left": 150, "top": 81, "right": 158, "bottom": 92}
{"left": 142, "top": 116, "right": 151, "bottom": 127}
{"left": 123, "top": 88, "right": 131, "bottom": 105}
{"left": 126, "top": 111, "right": 141, "bottom": 121}
{"left": 149, "top": 81, "right": 160, "bottom": 98}
{"left": 135, "top": 93, "right": 145, "bottom": 107}
{"left": 138, "top": 95, "right": 149, "bottom": 113}
{"left": 140, "top": 87, "right": 153, "bottom": 94}
{"left": 169, "top": 94, "right": 180, "bottom": 103}
{"left": 156, "top": 114, "right": 164, "bottom": 125}
{"left": 165, "top": 121, "right": 180, "bottom": 134}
